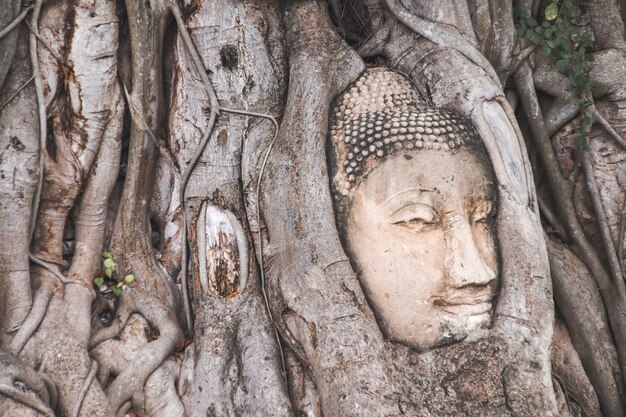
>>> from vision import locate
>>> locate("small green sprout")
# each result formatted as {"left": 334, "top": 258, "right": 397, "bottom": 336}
{"left": 93, "top": 252, "right": 135, "bottom": 296}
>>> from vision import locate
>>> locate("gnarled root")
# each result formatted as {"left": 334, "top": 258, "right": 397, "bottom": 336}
{"left": 0, "top": 349, "right": 55, "bottom": 417}
{"left": 91, "top": 314, "right": 184, "bottom": 417}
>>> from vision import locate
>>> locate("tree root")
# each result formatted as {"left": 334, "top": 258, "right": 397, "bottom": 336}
{"left": 70, "top": 360, "right": 97, "bottom": 417}
{"left": 92, "top": 314, "right": 185, "bottom": 416}
{"left": 532, "top": 78, "right": 626, "bottom": 287}
{"left": 384, "top": 0, "right": 501, "bottom": 88}
{"left": 8, "top": 282, "right": 53, "bottom": 355}
{"left": 38, "top": 371, "right": 57, "bottom": 412}
{"left": 101, "top": 3, "right": 183, "bottom": 414}
{"left": 12, "top": 249, "right": 97, "bottom": 357}
{"left": 3, "top": 2, "right": 125, "bottom": 414}
{"left": 537, "top": 193, "right": 567, "bottom": 240}
{"left": 357, "top": 19, "right": 391, "bottom": 57}
{"left": 89, "top": 295, "right": 132, "bottom": 350}
{"left": 0, "top": 350, "right": 55, "bottom": 417}
{"left": 514, "top": 61, "right": 626, "bottom": 397}
{"left": 505, "top": 44, "right": 536, "bottom": 80}
{"left": 471, "top": 96, "right": 558, "bottom": 414}
{"left": 254, "top": 114, "right": 285, "bottom": 379}
{"left": 88, "top": 258, "right": 182, "bottom": 415}
{"left": 547, "top": 236, "right": 625, "bottom": 416}
{"left": 105, "top": 313, "right": 181, "bottom": 415}
{"left": 0, "top": 74, "right": 33, "bottom": 110}
{"left": 581, "top": 150, "right": 624, "bottom": 284}
{"left": 24, "top": 21, "right": 66, "bottom": 67}
{"left": 531, "top": 60, "right": 626, "bottom": 283}
{"left": 169, "top": 1, "right": 219, "bottom": 335}
{"left": 260, "top": 1, "right": 409, "bottom": 414}
{"left": 546, "top": 97, "right": 581, "bottom": 135}
{"left": 28, "top": 0, "right": 45, "bottom": 242}
{"left": 0, "top": 383, "right": 55, "bottom": 417}
{"left": 0, "top": 3, "right": 33, "bottom": 40}
{"left": 591, "top": 106, "right": 626, "bottom": 149}
{"left": 617, "top": 199, "right": 626, "bottom": 271}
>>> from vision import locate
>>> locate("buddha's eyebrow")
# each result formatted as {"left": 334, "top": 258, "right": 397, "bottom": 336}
{"left": 382, "top": 187, "right": 434, "bottom": 204}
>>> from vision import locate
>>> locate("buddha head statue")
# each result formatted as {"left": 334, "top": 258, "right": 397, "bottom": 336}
{"left": 329, "top": 67, "right": 499, "bottom": 351}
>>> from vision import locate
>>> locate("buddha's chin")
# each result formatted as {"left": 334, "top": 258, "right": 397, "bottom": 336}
{"left": 384, "top": 308, "right": 493, "bottom": 352}
{"left": 431, "top": 308, "right": 493, "bottom": 348}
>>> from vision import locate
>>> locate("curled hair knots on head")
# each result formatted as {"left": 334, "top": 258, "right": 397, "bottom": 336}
{"left": 328, "top": 67, "right": 481, "bottom": 216}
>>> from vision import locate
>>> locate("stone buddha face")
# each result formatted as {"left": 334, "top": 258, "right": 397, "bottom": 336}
{"left": 343, "top": 147, "right": 498, "bottom": 351}
{"left": 329, "top": 68, "right": 499, "bottom": 351}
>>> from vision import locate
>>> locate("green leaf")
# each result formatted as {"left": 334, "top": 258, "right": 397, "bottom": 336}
{"left": 102, "top": 252, "right": 112, "bottom": 259}
{"left": 556, "top": 58, "right": 569, "bottom": 72}
{"left": 574, "top": 64, "right": 585, "bottom": 76}
{"left": 580, "top": 32, "right": 593, "bottom": 45}
{"left": 113, "top": 287, "right": 122, "bottom": 296}
{"left": 575, "top": 132, "right": 589, "bottom": 150}
{"left": 94, "top": 277, "right": 104, "bottom": 286}
{"left": 105, "top": 268, "right": 112, "bottom": 278}
{"left": 124, "top": 274, "right": 135, "bottom": 283}
{"left": 545, "top": 3, "right": 558, "bottom": 21}
{"left": 562, "top": 40, "right": 573, "bottom": 53}
{"left": 528, "top": 31, "right": 541, "bottom": 44}
{"left": 574, "top": 72, "right": 589, "bottom": 87}
{"left": 525, "top": 16, "right": 538, "bottom": 27}
{"left": 564, "top": 0, "right": 578, "bottom": 15}
{"left": 103, "top": 258, "right": 115, "bottom": 270}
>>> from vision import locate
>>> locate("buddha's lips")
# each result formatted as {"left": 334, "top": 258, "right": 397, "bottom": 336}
{"left": 431, "top": 296, "right": 494, "bottom": 315}
{"left": 438, "top": 301, "right": 492, "bottom": 316}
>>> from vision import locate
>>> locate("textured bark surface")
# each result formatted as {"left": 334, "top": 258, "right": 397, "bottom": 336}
{"left": 2, "top": 0, "right": 626, "bottom": 415}
{"left": 0, "top": 24, "right": 38, "bottom": 346}
{"left": 259, "top": 2, "right": 399, "bottom": 415}
{"left": 168, "top": 1, "right": 291, "bottom": 415}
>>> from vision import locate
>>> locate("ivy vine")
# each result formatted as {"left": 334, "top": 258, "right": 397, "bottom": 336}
{"left": 515, "top": 0, "right": 595, "bottom": 149}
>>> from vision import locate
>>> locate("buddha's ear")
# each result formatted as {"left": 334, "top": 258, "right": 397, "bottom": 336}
{"left": 472, "top": 97, "right": 555, "bottom": 409}
{"left": 472, "top": 99, "right": 531, "bottom": 205}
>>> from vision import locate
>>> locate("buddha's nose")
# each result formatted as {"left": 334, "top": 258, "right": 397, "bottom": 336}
{"left": 443, "top": 213, "right": 496, "bottom": 289}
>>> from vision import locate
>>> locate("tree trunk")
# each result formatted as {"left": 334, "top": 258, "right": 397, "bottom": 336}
{"left": 1, "top": 0, "right": 626, "bottom": 416}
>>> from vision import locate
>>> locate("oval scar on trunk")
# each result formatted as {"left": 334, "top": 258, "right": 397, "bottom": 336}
{"left": 197, "top": 203, "right": 249, "bottom": 297}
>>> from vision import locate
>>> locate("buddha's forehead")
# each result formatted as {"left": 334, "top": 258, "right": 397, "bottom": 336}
{"left": 355, "top": 148, "right": 496, "bottom": 209}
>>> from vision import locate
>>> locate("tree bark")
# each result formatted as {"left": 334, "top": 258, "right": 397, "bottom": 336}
{"left": 2, "top": 0, "right": 626, "bottom": 415}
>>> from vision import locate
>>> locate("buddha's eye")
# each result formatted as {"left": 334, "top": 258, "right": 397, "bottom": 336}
{"left": 471, "top": 200, "right": 496, "bottom": 224}
{"left": 390, "top": 204, "right": 439, "bottom": 231}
